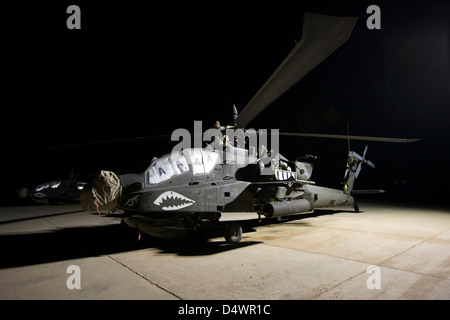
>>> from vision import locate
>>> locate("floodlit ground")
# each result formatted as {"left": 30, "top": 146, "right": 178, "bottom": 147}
{"left": 0, "top": 201, "right": 449, "bottom": 300}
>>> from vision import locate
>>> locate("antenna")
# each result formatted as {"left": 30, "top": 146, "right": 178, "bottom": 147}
{"left": 232, "top": 104, "right": 238, "bottom": 127}
{"left": 346, "top": 122, "right": 351, "bottom": 152}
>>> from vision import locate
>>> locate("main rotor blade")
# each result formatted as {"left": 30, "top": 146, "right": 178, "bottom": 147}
{"left": 277, "top": 132, "right": 420, "bottom": 143}
{"left": 363, "top": 145, "right": 368, "bottom": 158}
{"left": 235, "top": 13, "right": 358, "bottom": 128}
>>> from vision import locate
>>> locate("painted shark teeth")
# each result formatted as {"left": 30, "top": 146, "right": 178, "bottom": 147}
{"left": 153, "top": 191, "right": 195, "bottom": 211}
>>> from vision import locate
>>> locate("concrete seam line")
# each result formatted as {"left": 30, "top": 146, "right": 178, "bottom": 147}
{"left": 107, "top": 254, "right": 183, "bottom": 300}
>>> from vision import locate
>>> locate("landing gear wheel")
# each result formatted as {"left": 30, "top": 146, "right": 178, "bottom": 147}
{"left": 353, "top": 204, "right": 360, "bottom": 213}
{"left": 224, "top": 222, "right": 242, "bottom": 243}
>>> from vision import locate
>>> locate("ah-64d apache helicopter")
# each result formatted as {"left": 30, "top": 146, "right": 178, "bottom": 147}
{"left": 80, "top": 13, "right": 419, "bottom": 243}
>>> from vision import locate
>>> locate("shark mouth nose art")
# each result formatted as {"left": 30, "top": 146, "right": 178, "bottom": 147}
{"left": 153, "top": 191, "right": 195, "bottom": 211}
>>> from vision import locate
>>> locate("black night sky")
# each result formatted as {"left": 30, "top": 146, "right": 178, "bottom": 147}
{"left": 2, "top": 1, "right": 449, "bottom": 205}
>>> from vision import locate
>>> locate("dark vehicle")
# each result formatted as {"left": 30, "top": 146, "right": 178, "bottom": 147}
{"left": 30, "top": 179, "right": 86, "bottom": 204}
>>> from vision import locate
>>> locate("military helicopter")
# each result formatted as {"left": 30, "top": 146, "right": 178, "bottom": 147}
{"left": 80, "top": 13, "right": 419, "bottom": 243}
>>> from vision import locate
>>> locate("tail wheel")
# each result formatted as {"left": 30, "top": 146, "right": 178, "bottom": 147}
{"left": 224, "top": 222, "right": 242, "bottom": 243}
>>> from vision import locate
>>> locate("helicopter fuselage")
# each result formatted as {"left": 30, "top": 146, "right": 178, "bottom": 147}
{"left": 116, "top": 146, "right": 356, "bottom": 241}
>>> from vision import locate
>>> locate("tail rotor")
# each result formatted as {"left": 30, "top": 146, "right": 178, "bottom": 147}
{"left": 344, "top": 145, "right": 375, "bottom": 193}
{"left": 350, "top": 145, "right": 375, "bottom": 179}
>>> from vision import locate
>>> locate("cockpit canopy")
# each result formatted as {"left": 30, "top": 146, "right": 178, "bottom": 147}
{"left": 147, "top": 149, "right": 221, "bottom": 184}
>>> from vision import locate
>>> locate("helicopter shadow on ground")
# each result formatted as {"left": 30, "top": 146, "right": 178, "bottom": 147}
{"left": 0, "top": 215, "right": 264, "bottom": 269}
{"left": 154, "top": 209, "right": 352, "bottom": 256}
{"left": 157, "top": 207, "right": 352, "bottom": 251}
{"left": 0, "top": 207, "right": 350, "bottom": 269}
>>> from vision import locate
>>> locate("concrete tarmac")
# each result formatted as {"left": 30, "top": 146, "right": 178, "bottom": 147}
{"left": 0, "top": 201, "right": 449, "bottom": 300}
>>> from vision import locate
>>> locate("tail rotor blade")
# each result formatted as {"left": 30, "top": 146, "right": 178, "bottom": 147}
{"left": 363, "top": 145, "right": 368, "bottom": 158}
{"left": 366, "top": 160, "right": 375, "bottom": 169}
{"left": 355, "top": 163, "right": 362, "bottom": 178}
{"left": 344, "top": 168, "right": 350, "bottom": 179}
{"left": 352, "top": 152, "right": 363, "bottom": 161}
